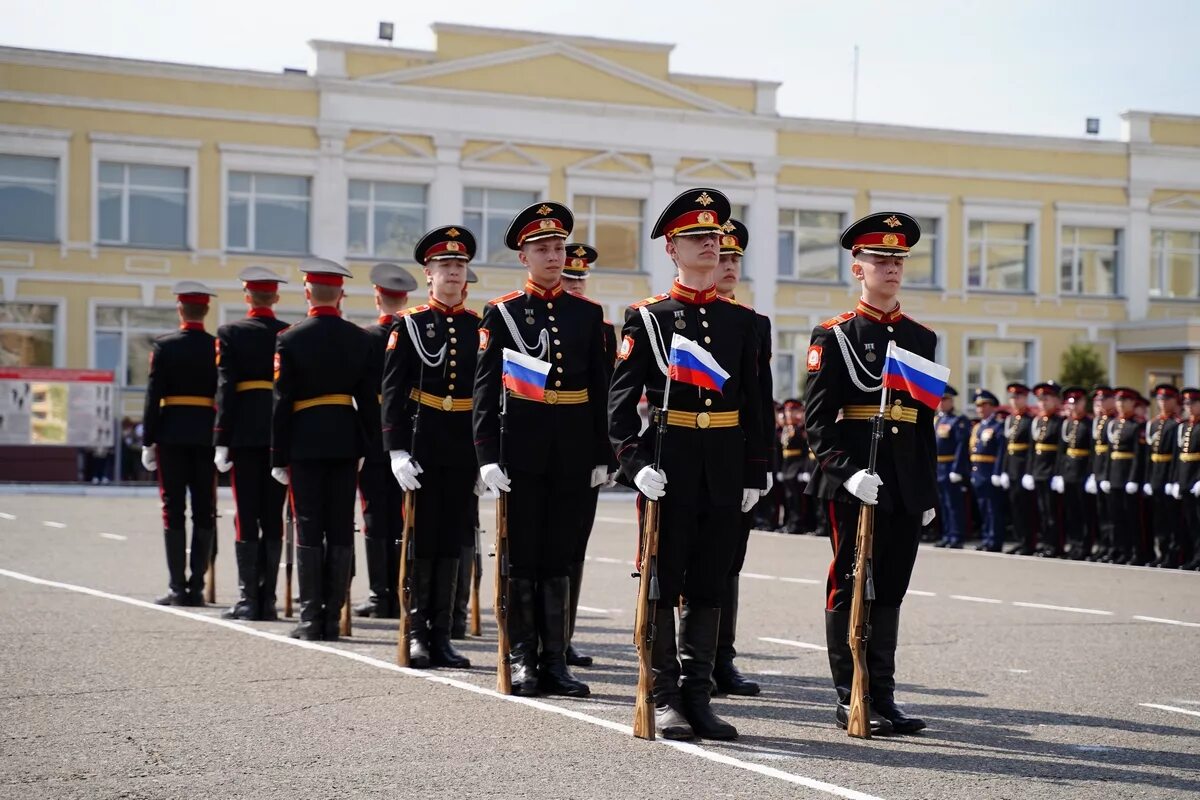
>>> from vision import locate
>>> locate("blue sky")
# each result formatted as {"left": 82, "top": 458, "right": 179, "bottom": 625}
{"left": 3, "top": 0, "right": 1197, "bottom": 139}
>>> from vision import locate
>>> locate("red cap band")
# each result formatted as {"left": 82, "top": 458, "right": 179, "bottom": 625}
{"left": 376, "top": 287, "right": 409, "bottom": 299}
{"left": 177, "top": 293, "right": 211, "bottom": 305}
{"left": 424, "top": 240, "right": 470, "bottom": 262}
{"left": 852, "top": 232, "right": 909, "bottom": 251}
{"left": 664, "top": 209, "right": 722, "bottom": 238}
{"left": 517, "top": 217, "right": 567, "bottom": 246}
{"left": 305, "top": 274, "right": 344, "bottom": 287}
{"left": 243, "top": 281, "right": 278, "bottom": 292}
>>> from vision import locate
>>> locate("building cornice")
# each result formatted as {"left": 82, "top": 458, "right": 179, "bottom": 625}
{"left": 429, "top": 22, "right": 675, "bottom": 54}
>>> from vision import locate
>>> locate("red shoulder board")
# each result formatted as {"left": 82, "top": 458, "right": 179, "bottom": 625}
{"left": 464, "top": 308, "right": 480, "bottom": 318}
{"left": 490, "top": 290, "right": 523, "bottom": 305}
{"left": 820, "top": 311, "right": 856, "bottom": 329}
{"left": 717, "top": 296, "right": 751, "bottom": 310}
{"left": 902, "top": 313, "right": 933, "bottom": 332}
{"left": 630, "top": 293, "right": 668, "bottom": 310}
{"left": 398, "top": 304, "right": 429, "bottom": 318}
{"left": 572, "top": 293, "right": 601, "bottom": 307}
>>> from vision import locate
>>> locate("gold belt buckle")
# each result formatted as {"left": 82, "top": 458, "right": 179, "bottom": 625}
{"left": 889, "top": 402, "right": 905, "bottom": 422}
{"left": 441, "top": 395, "right": 453, "bottom": 411}
{"left": 544, "top": 390, "right": 559, "bottom": 405}
{"left": 696, "top": 411, "right": 711, "bottom": 429}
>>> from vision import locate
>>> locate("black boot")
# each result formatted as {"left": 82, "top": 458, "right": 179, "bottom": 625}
{"left": 221, "top": 540, "right": 260, "bottom": 620}
{"left": 825, "top": 609, "right": 893, "bottom": 735}
{"left": 322, "top": 545, "right": 353, "bottom": 642}
{"left": 404, "top": 557, "right": 433, "bottom": 668}
{"left": 155, "top": 528, "right": 188, "bottom": 605}
{"left": 867, "top": 606, "right": 926, "bottom": 734}
{"left": 508, "top": 577, "right": 539, "bottom": 696}
{"left": 185, "top": 527, "right": 215, "bottom": 606}
{"left": 257, "top": 537, "right": 282, "bottom": 621}
{"left": 451, "top": 544, "right": 472, "bottom": 639}
{"left": 678, "top": 604, "right": 736, "bottom": 739}
{"left": 353, "top": 537, "right": 390, "bottom": 618}
{"left": 713, "top": 575, "right": 759, "bottom": 697}
{"left": 565, "top": 561, "right": 593, "bottom": 667}
{"left": 651, "top": 606, "right": 694, "bottom": 740}
{"left": 537, "top": 576, "right": 590, "bottom": 697}
{"left": 429, "top": 559, "right": 471, "bottom": 668}
{"left": 289, "top": 545, "right": 323, "bottom": 641}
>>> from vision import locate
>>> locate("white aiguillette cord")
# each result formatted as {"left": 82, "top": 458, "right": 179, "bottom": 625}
{"left": 831, "top": 323, "right": 882, "bottom": 393}
{"left": 403, "top": 314, "right": 446, "bottom": 368}
{"left": 639, "top": 305, "right": 669, "bottom": 378}
{"left": 496, "top": 300, "right": 548, "bottom": 361}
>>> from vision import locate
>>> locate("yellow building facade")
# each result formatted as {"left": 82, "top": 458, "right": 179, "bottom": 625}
{"left": 2, "top": 22, "right": 1199, "bottom": 418}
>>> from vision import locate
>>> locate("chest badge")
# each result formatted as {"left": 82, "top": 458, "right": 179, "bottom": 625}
{"left": 674, "top": 310, "right": 686, "bottom": 331}
{"left": 864, "top": 342, "right": 876, "bottom": 363}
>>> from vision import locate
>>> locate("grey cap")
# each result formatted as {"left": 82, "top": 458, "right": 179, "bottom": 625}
{"left": 298, "top": 257, "right": 352, "bottom": 279}
{"left": 238, "top": 265, "right": 288, "bottom": 285}
{"left": 369, "top": 262, "right": 419, "bottom": 293}
{"left": 466, "top": 267, "right": 479, "bottom": 284}
{"left": 171, "top": 280, "right": 217, "bottom": 297}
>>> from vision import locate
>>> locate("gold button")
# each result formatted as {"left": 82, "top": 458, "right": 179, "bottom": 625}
{"left": 696, "top": 412, "right": 711, "bottom": 429}
{"left": 445, "top": 316, "right": 452, "bottom": 323}
{"left": 450, "top": 349, "right": 456, "bottom": 355}
{"left": 441, "top": 396, "right": 453, "bottom": 411}
{"left": 554, "top": 339, "right": 561, "bottom": 346}
{"left": 548, "top": 315, "right": 556, "bottom": 322}
{"left": 556, "top": 353, "right": 563, "bottom": 360}
{"left": 887, "top": 326, "right": 894, "bottom": 333}
{"left": 556, "top": 367, "right": 563, "bottom": 373}
{"left": 705, "top": 398, "right": 713, "bottom": 407}
{"left": 552, "top": 327, "right": 559, "bottom": 333}
{"left": 891, "top": 426, "right": 899, "bottom": 434}
{"left": 448, "top": 327, "right": 456, "bottom": 334}
{"left": 450, "top": 373, "right": 456, "bottom": 379}
{"left": 448, "top": 384, "right": 455, "bottom": 391}
{"left": 704, "top": 336, "right": 711, "bottom": 344}
{"left": 450, "top": 360, "right": 456, "bottom": 367}
{"left": 544, "top": 390, "right": 558, "bottom": 404}
{"left": 546, "top": 303, "right": 554, "bottom": 310}
{"left": 702, "top": 321, "right": 709, "bottom": 328}
{"left": 699, "top": 308, "right": 707, "bottom": 315}
{"left": 450, "top": 337, "right": 457, "bottom": 344}
{"left": 554, "top": 380, "right": 562, "bottom": 388}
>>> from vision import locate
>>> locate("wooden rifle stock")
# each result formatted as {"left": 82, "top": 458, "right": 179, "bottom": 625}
{"left": 205, "top": 550, "right": 216, "bottom": 605}
{"left": 283, "top": 504, "right": 294, "bottom": 618}
{"left": 340, "top": 535, "right": 353, "bottom": 637}
{"left": 494, "top": 491, "right": 512, "bottom": 694}
{"left": 396, "top": 489, "right": 416, "bottom": 665}
{"left": 632, "top": 497, "right": 661, "bottom": 740}
{"left": 846, "top": 503, "right": 875, "bottom": 739}
{"left": 469, "top": 524, "right": 482, "bottom": 637}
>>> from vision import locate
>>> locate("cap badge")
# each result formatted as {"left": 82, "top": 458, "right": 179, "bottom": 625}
{"left": 722, "top": 235, "right": 736, "bottom": 248}
{"left": 536, "top": 204, "right": 554, "bottom": 216}
{"left": 697, "top": 211, "right": 715, "bottom": 225}
{"left": 446, "top": 228, "right": 460, "bottom": 238}
{"left": 882, "top": 233, "right": 899, "bottom": 246}
{"left": 539, "top": 219, "right": 557, "bottom": 230}
{"left": 571, "top": 258, "right": 585, "bottom": 268}
{"left": 883, "top": 215, "right": 902, "bottom": 228}
{"left": 695, "top": 192, "right": 714, "bottom": 207}
{"left": 446, "top": 241, "right": 461, "bottom": 252}
{"left": 720, "top": 221, "right": 735, "bottom": 233}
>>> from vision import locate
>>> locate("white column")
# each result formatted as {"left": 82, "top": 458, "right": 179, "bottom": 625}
{"left": 1125, "top": 189, "right": 1151, "bottom": 321}
{"left": 428, "top": 132, "right": 465, "bottom": 227}
{"left": 312, "top": 124, "right": 348, "bottom": 261}
{"left": 1185, "top": 352, "right": 1200, "bottom": 387}
{"left": 645, "top": 152, "right": 679, "bottom": 293}
{"left": 748, "top": 158, "right": 780, "bottom": 326}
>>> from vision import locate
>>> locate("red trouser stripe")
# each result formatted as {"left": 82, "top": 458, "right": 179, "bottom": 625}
{"left": 826, "top": 500, "right": 839, "bottom": 611}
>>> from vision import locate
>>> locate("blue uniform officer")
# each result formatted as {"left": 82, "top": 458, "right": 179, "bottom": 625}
{"left": 969, "top": 389, "right": 1006, "bottom": 551}
{"left": 935, "top": 386, "right": 971, "bottom": 547}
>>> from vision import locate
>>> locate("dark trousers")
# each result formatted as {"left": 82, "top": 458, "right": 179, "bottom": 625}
{"left": 1062, "top": 481, "right": 1088, "bottom": 551}
{"left": 157, "top": 444, "right": 216, "bottom": 530}
{"left": 359, "top": 459, "right": 404, "bottom": 545}
{"left": 411, "top": 464, "right": 476, "bottom": 559}
{"left": 573, "top": 486, "right": 601, "bottom": 563}
{"left": 289, "top": 459, "right": 358, "bottom": 548}
{"left": 231, "top": 447, "right": 286, "bottom": 544}
{"left": 937, "top": 479, "right": 965, "bottom": 543}
{"left": 782, "top": 478, "right": 806, "bottom": 532}
{"left": 1152, "top": 493, "right": 1179, "bottom": 560}
{"left": 1110, "top": 489, "right": 1136, "bottom": 556}
{"left": 507, "top": 466, "right": 589, "bottom": 580}
{"left": 972, "top": 480, "right": 1004, "bottom": 548}
{"left": 639, "top": 492, "right": 739, "bottom": 608}
{"left": 1184, "top": 495, "right": 1200, "bottom": 560}
{"left": 1034, "top": 479, "right": 1062, "bottom": 553}
{"left": 825, "top": 500, "right": 920, "bottom": 611}
{"left": 1009, "top": 484, "right": 1037, "bottom": 549}
{"left": 1094, "top": 490, "right": 1113, "bottom": 552}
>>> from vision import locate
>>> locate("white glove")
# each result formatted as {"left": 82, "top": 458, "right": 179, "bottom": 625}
{"left": 390, "top": 450, "right": 423, "bottom": 492}
{"left": 1085, "top": 474, "right": 1097, "bottom": 495}
{"left": 762, "top": 472, "right": 775, "bottom": 497}
{"left": 141, "top": 445, "right": 157, "bottom": 472}
{"left": 1143, "top": 483, "right": 1153, "bottom": 497}
{"left": 214, "top": 446, "right": 232, "bottom": 473}
{"left": 991, "top": 474, "right": 1004, "bottom": 488}
{"left": 271, "top": 467, "right": 289, "bottom": 486}
{"left": 1050, "top": 476, "right": 1064, "bottom": 494}
{"left": 357, "top": 457, "right": 365, "bottom": 473}
{"left": 1125, "top": 481, "right": 1139, "bottom": 495}
{"left": 921, "top": 508, "right": 936, "bottom": 527}
{"left": 479, "top": 463, "right": 511, "bottom": 494}
{"left": 1021, "top": 474, "right": 1035, "bottom": 492}
{"left": 1169, "top": 482, "right": 1181, "bottom": 499}
{"left": 1100, "top": 480, "right": 1112, "bottom": 494}
{"left": 634, "top": 466, "right": 667, "bottom": 500}
{"left": 999, "top": 473, "right": 1011, "bottom": 490}
{"left": 799, "top": 472, "right": 811, "bottom": 483}
{"left": 741, "top": 488, "right": 759, "bottom": 513}
{"left": 844, "top": 469, "right": 882, "bottom": 505}
{"left": 589, "top": 465, "right": 610, "bottom": 489}
{"left": 474, "top": 475, "right": 486, "bottom": 496}
{"left": 948, "top": 472, "right": 963, "bottom": 485}
{"left": 1192, "top": 481, "right": 1200, "bottom": 498}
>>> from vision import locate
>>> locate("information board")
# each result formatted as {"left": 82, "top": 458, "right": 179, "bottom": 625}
{"left": 0, "top": 368, "right": 115, "bottom": 448}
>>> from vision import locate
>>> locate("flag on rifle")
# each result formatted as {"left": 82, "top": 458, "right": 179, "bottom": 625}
{"left": 502, "top": 348, "right": 551, "bottom": 401}
{"left": 668, "top": 334, "right": 730, "bottom": 394}
{"left": 882, "top": 343, "right": 950, "bottom": 409}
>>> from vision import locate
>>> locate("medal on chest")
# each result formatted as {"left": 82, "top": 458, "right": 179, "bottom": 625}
{"left": 864, "top": 342, "right": 876, "bottom": 363}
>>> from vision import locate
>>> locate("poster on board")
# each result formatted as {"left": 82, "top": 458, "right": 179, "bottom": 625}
{"left": 0, "top": 368, "right": 115, "bottom": 448}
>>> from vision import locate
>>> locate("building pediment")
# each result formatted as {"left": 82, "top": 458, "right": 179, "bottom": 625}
{"left": 1151, "top": 192, "right": 1200, "bottom": 215}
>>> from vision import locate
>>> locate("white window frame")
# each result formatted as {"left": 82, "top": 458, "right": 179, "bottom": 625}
{"left": 462, "top": 183, "right": 546, "bottom": 267}
{"left": 88, "top": 299, "right": 179, "bottom": 389}
{"left": 220, "top": 144, "right": 318, "bottom": 257}
{"left": 95, "top": 162, "right": 191, "bottom": 251}
{"left": 773, "top": 328, "right": 807, "bottom": 400}
{"left": 0, "top": 124, "right": 71, "bottom": 250}
{"left": 1148, "top": 213, "right": 1200, "bottom": 301}
{"left": 345, "top": 177, "right": 430, "bottom": 260}
{"left": 568, "top": 190, "right": 647, "bottom": 273}
{"left": 1057, "top": 224, "right": 1124, "bottom": 298}
{"left": 0, "top": 296, "right": 66, "bottom": 367}
{"left": 962, "top": 335, "right": 1037, "bottom": 397}
{"left": 869, "top": 191, "right": 949, "bottom": 290}
{"left": 962, "top": 198, "right": 1041, "bottom": 295}
{"left": 775, "top": 188, "right": 856, "bottom": 284}
{"left": 90, "top": 133, "right": 199, "bottom": 253}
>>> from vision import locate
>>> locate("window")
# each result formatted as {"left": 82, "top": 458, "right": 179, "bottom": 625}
{"left": 463, "top": 188, "right": 538, "bottom": 266}
{"left": 966, "top": 338, "right": 1032, "bottom": 397}
{"left": 97, "top": 162, "right": 188, "bottom": 249}
{"left": 572, "top": 195, "right": 643, "bottom": 271}
{"left": 967, "top": 221, "right": 1031, "bottom": 291}
{"left": 0, "top": 303, "right": 57, "bottom": 367}
{"left": 347, "top": 180, "right": 426, "bottom": 259}
{"left": 1150, "top": 230, "right": 1200, "bottom": 299}
{"left": 0, "top": 154, "right": 58, "bottom": 242}
{"left": 730, "top": 203, "right": 749, "bottom": 222}
{"left": 94, "top": 306, "right": 178, "bottom": 388}
{"left": 1059, "top": 226, "right": 1121, "bottom": 296}
{"left": 778, "top": 209, "right": 844, "bottom": 282}
{"left": 226, "top": 172, "right": 310, "bottom": 255}
{"left": 905, "top": 215, "right": 939, "bottom": 287}
{"left": 773, "top": 330, "right": 807, "bottom": 400}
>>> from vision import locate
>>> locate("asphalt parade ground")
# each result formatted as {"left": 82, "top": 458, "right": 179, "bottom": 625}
{"left": 2, "top": 489, "right": 1198, "bottom": 800}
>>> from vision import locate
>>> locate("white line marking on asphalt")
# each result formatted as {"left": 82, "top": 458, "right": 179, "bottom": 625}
{"left": 950, "top": 594, "right": 1002, "bottom": 604}
{"left": 1140, "top": 703, "right": 1200, "bottom": 720}
{"left": 588, "top": 556, "right": 629, "bottom": 565}
{"left": 1011, "top": 602, "right": 1113, "bottom": 616}
{"left": 759, "top": 637, "right": 827, "bottom": 652}
{"left": 0, "top": 512, "right": 15, "bottom": 520}
{"left": 577, "top": 605, "right": 614, "bottom": 615}
{"left": 906, "top": 590, "right": 937, "bottom": 597}
{"left": 742, "top": 572, "right": 777, "bottom": 580}
{"left": 98, "top": 533, "right": 127, "bottom": 541}
{"left": 1175, "top": 700, "right": 1200, "bottom": 706}
{"left": 1006, "top": 669, "right": 1031, "bottom": 674}
{"left": 41, "top": 521, "right": 66, "bottom": 529}
{"left": 779, "top": 577, "right": 820, "bottom": 585}
{"left": 1132, "top": 615, "right": 1200, "bottom": 628}
{"left": 595, "top": 516, "right": 632, "bottom": 525}
{"left": 0, "top": 567, "right": 884, "bottom": 800}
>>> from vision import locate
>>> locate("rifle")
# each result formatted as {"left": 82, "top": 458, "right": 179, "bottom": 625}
{"left": 845, "top": 358, "right": 888, "bottom": 740}
{"left": 340, "top": 526, "right": 355, "bottom": 637}
{"left": 632, "top": 375, "right": 671, "bottom": 740}
{"left": 494, "top": 387, "right": 512, "bottom": 694}
{"left": 205, "top": 511, "right": 218, "bottom": 604}
{"left": 469, "top": 522, "right": 482, "bottom": 637}
{"left": 396, "top": 357, "right": 423, "bottom": 667}
{"left": 283, "top": 500, "right": 294, "bottom": 618}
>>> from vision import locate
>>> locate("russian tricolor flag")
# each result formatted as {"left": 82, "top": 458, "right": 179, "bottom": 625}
{"left": 668, "top": 334, "right": 730, "bottom": 394}
{"left": 883, "top": 343, "right": 951, "bottom": 410}
{"left": 502, "top": 348, "right": 551, "bottom": 400}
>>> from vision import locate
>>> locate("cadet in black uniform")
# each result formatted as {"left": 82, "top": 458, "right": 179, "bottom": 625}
{"left": 382, "top": 226, "right": 478, "bottom": 669}
{"left": 1053, "top": 387, "right": 1094, "bottom": 559}
{"left": 1101, "top": 387, "right": 1146, "bottom": 565}
{"left": 804, "top": 212, "right": 936, "bottom": 736}
{"left": 1026, "top": 382, "right": 1064, "bottom": 557}
{"left": 1176, "top": 389, "right": 1200, "bottom": 570}
{"left": 779, "top": 399, "right": 809, "bottom": 534}
{"left": 1087, "top": 386, "right": 1117, "bottom": 560}
{"left": 452, "top": 265, "right": 483, "bottom": 639}
{"left": 352, "top": 263, "right": 418, "bottom": 619}
{"left": 934, "top": 386, "right": 970, "bottom": 548}
{"left": 214, "top": 267, "right": 290, "bottom": 620}
{"left": 270, "top": 260, "right": 380, "bottom": 641}
{"left": 998, "top": 384, "right": 1036, "bottom": 555}
{"left": 474, "top": 202, "right": 611, "bottom": 699}
{"left": 560, "top": 242, "right": 616, "bottom": 668}
{"left": 610, "top": 188, "right": 766, "bottom": 741}
{"left": 143, "top": 281, "right": 219, "bottom": 607}
{"left": 970, "top": 390, "right": 1006, "bottom": 552}
{"left": 1146, "top": 384, "right": 1182, "bottom": 567}
{"left": 711, "top": 218, "right": 773, "bottom": 697}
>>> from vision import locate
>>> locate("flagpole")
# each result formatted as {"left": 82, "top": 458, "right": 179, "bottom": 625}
{"left": 878, "top": 340, "right": 894, "bottom": 417}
